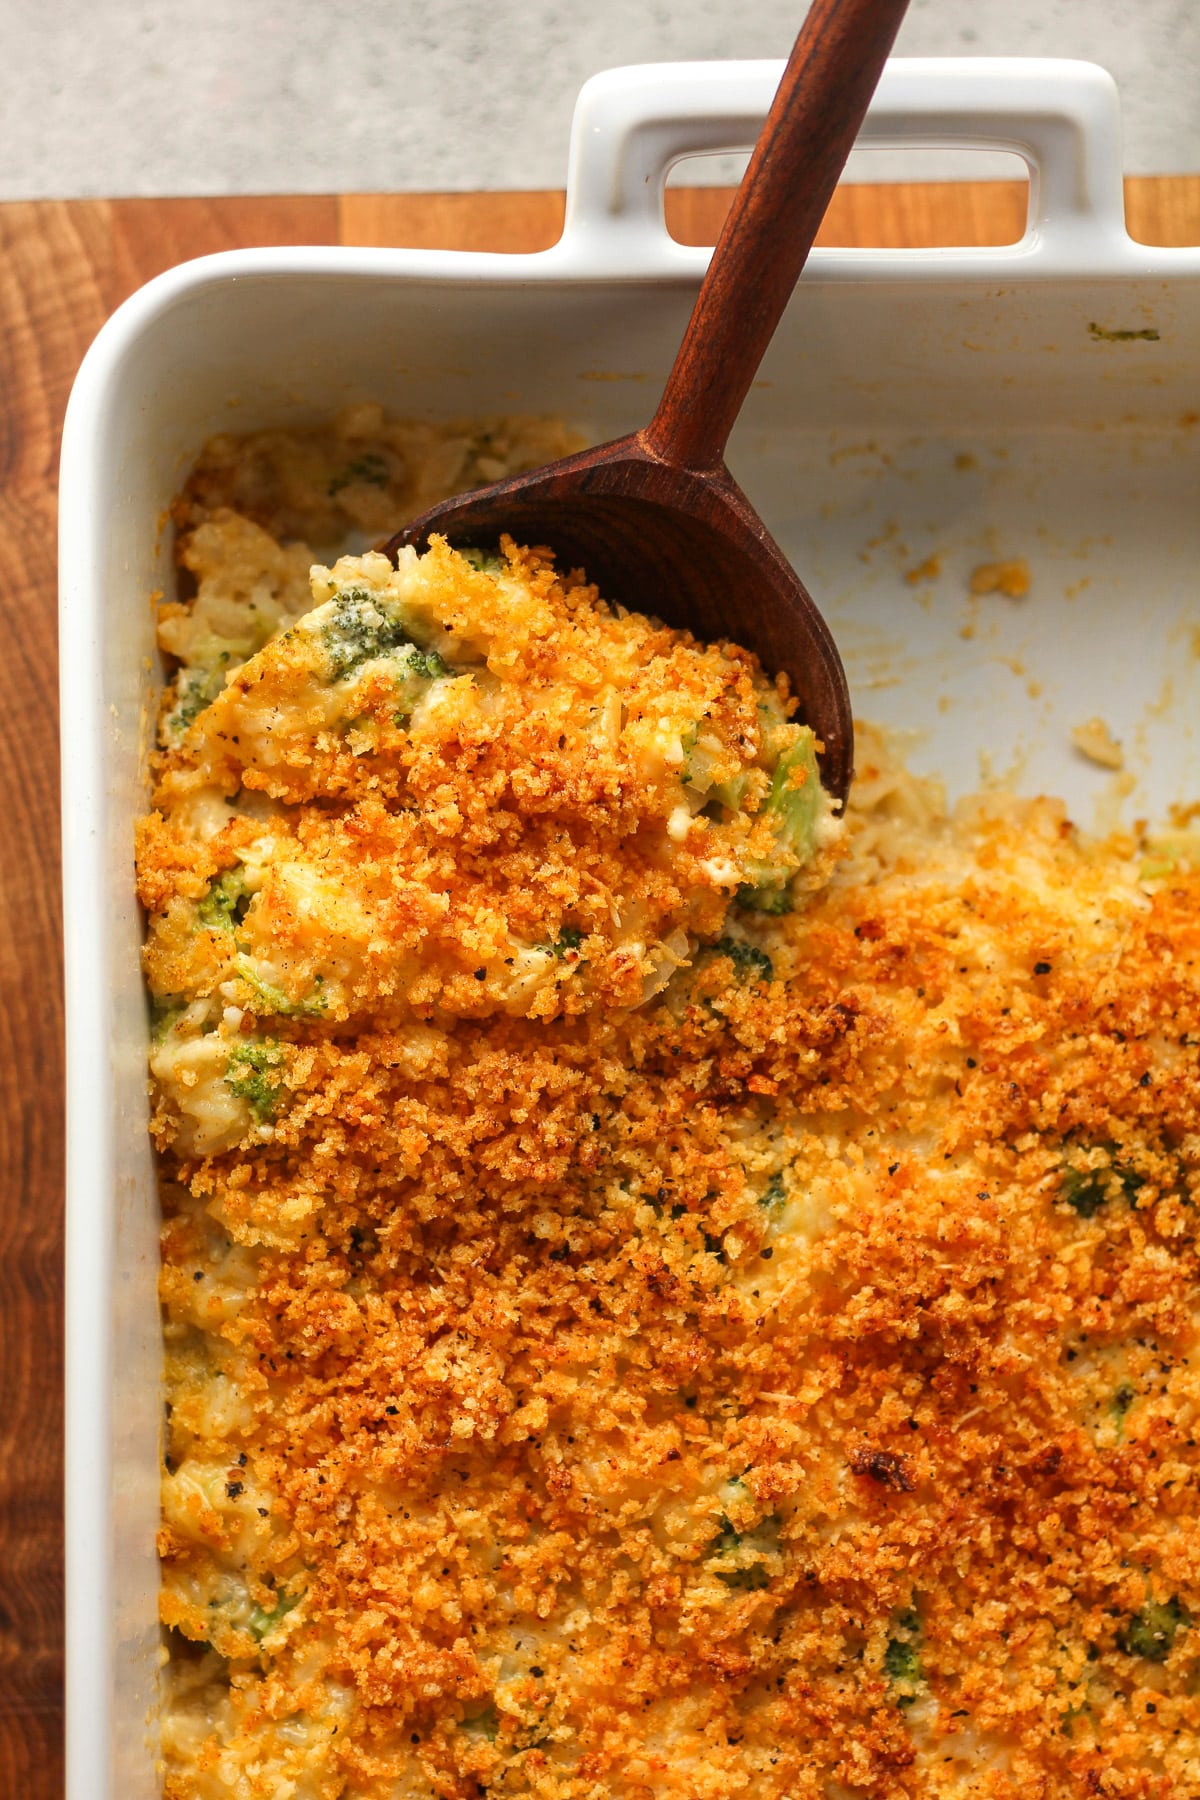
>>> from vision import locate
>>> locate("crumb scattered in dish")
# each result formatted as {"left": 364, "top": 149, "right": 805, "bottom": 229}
{"left": 1072, "top": 715, "right": 1126, "bottom": 769}
{"left": 968, "top": 557, "right": 1031, "bottom": 599}
{"left": 903, "top": 554, "right": 941, "bottom": 585}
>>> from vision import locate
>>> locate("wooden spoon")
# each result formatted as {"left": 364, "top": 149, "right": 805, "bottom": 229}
{"left": 382, "top": 0, "right": 912, "bottom": 803}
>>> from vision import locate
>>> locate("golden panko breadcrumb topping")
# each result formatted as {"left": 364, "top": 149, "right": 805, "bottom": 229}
{"left": 143, "top": 533, "right": 833, "bottom": 1064}
{"left": 149, "top": 416, "right": 1200, "bottom": 1800}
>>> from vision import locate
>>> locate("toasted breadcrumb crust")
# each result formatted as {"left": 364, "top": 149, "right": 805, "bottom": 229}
{"left": 150, "top": 420, "right": 1200, "bottom": 1800}
{"left": 142, "top": 532, "right": 829, "bottom": 1052}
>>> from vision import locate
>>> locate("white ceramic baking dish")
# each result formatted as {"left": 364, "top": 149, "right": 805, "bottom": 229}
{"left": 59, "top": 56, "right": 1200, "bottom": 1799}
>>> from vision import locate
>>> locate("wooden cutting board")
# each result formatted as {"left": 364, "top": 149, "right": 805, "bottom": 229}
{"left": 0, "top": 176, "right": 1196, "bottom": 1795}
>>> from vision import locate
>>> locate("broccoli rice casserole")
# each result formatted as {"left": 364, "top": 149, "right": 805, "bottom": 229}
{"left": 142, "top": 408, "right": 1200, "bottom": 1799}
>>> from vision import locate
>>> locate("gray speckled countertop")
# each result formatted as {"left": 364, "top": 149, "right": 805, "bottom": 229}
{"left": 4, "top": 0, "right": 1198, "bottom": 199}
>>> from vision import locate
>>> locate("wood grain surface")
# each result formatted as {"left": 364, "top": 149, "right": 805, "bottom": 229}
{"left": 0, "top": 175, "right": 1196, "bottom": 1797}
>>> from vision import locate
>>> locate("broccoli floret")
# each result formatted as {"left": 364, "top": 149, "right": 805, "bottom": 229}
{"left": 1061, "top": 1167, "right": 1107, "bottom": 1218}
{"left": 737, "top": 729, "right": 824, "bottom": 915}
{"left": 884, "top": 1639, "right": 921, "bottom": 1683}
{"left": 716, "top": 1560, "right": 769, "bottom": 1592}
{"left": 883, "top": 1606, "right": 924, "bottom": 1704}
{"left": 1118, "top": 1598, "right": 1188, "bottom": 1662}
{"left": 709, "top": 772, "right": 750, "bottom": 812}
{"left": 391, "top": 646, "right": 451, "bottom": 726}
{"left": 712, "top": 936, "right": 774, "bottom": 984}
{"left": 327, "top": 452, "right": 390, "bottom": 496}
{"left": 1061, "top": 1154, "right": 1143, "bottom": 1217}
{"left": 408, "top": 647, "right": 449, "bottom": 680}
{"left": 248, "top": 1588, "right": 300, "bottom": 1642}
{"left": 737, "top": 882, "right": 795, "bottom": 916}
{"left": 150, "top": 994, "right": 186, "bottom": 1042}
{"left": 236, "top": 959, "right": 326, "bottom": 1020}
{"left": 458, "top": 547, "right": 504, "bottom": 575}
{"left": 709, "top": 1509, "right": 779, "bottom": 1590}
{"left": 321, "top": 588, "right": 415, "bottom": 680}
{"left": 1108, "top": 1382, "right": 1137, "bottom": 1442}
{"left": 536, "top": 927, "right": 583, "bottom": 960}
{"left": 164, "top": 658, "right": 229, "bottom": 742}
{"left": 677, "top": 722, "right": 702, "bottom": 787}
{"left": 758, "top": 1173, "right": 786, "bottom": 1210}
{"left": 225, "top": 1039, "right": 286, "bottom": 1122}
{"left": 197, "top": 869, "right": 249, "bottom": 932}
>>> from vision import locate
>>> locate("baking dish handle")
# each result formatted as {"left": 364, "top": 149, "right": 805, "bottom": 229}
{"left": 558, "top": 56, "right": 1129, "bottom": 269}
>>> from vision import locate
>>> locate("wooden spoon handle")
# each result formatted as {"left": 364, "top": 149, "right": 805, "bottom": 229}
{"left": 642, "top": 0, "right": 911, "bottom": 473}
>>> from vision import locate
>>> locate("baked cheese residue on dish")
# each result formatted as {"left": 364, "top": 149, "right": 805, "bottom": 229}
{"left": 146, "top": 412, "right": 1200, "bottom": 1800}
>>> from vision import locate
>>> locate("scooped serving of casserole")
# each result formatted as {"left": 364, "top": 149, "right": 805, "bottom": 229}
{"left": 141, "top": 409, "right": 1200, "bottom": 1799}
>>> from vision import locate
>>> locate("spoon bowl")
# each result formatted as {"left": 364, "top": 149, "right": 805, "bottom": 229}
{"left": 387, "top": 433, "right": 855, "bottom": 799}
{"left": 382, "top": 0, "right": 913, "bottom": 806}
